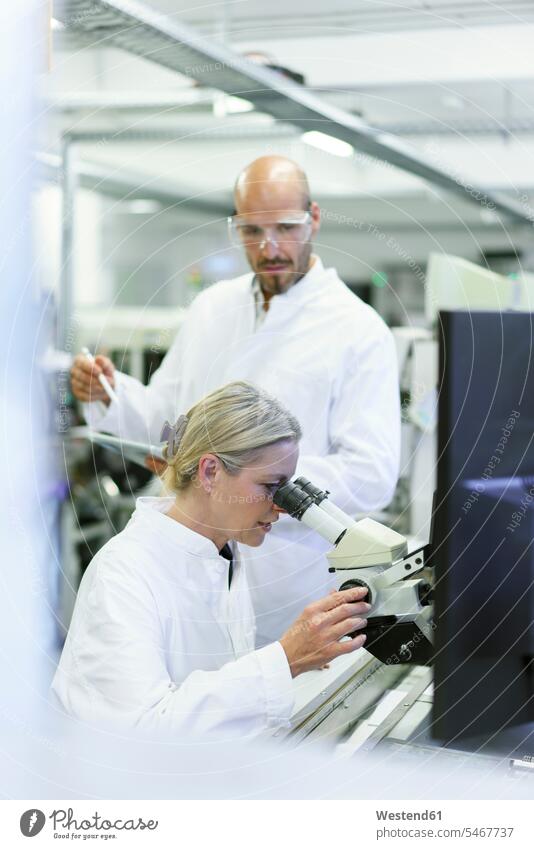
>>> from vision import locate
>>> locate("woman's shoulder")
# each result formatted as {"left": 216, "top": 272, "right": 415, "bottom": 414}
{"left": 79, "top": 498, "right": 222, "bottom": 617}
{"left": 83, "top": 531, "right": 154, "bottom": 592}
{"left": 84, "top": 498, "right": 203, "bottom": 590}
{"left": 81, "top": 505, "right": 167, "bottom": 586}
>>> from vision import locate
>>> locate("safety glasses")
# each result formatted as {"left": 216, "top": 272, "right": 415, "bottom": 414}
{"left": 227, "top": 211, "right": 312, "bottom": 249}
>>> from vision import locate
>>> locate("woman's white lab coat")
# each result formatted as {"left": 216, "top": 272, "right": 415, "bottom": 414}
{"left": 52, "top": 497, "right": 294, "bottom": 737}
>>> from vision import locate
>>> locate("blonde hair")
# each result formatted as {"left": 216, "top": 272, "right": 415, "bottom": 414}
{"left": 163, "top": 381, "right": 301, "bottom": 492}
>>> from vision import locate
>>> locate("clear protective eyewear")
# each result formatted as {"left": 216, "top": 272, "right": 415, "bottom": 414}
{"left": 227, "top": 211, "right": 312, "bottom": 249}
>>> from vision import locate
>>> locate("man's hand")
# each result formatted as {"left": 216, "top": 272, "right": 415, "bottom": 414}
{"left": 70, "top": 354, "right": 116, "bottom": 404}
{"left": 279, "top": 586, "right": 370, "bottom": 678}
{"left": 144, "top": 455, "right": 168, "bottom": 476}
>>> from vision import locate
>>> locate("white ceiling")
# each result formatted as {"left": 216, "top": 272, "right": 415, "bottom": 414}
{"left": 145, "top": 0, "right": 534, "bottom": 38}
{"left": 47, "top": 1, "right": 534, "bottom": 236}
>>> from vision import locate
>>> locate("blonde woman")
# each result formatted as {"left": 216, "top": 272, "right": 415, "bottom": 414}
{"left": 52, "top": 382, "right": 369, "bottom": 737}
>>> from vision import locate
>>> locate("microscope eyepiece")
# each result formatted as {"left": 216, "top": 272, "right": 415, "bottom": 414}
{"left": 273, "top": 478, "right": 348, "bottom": 545}
{"left": 273, "top": 480, "right": 314, "bottom": 519}
{"left": 294, "top": 477, "right": 329, "bottom": 505}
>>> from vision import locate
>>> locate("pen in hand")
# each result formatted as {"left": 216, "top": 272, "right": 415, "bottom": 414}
{"left": 81, "top": 347, "right": 119, "bottom": 405}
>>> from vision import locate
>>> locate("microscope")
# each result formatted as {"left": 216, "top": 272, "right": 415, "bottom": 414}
{"left": 274, "top": 477, "right": 434, "bottom": 665}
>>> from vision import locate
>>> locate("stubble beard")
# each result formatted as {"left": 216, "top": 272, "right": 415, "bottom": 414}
{"left": 255, "top": 242, "right": 313, "bottom": 297}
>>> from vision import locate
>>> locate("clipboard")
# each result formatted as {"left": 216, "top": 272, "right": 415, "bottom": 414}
{"left": 72, "top": 428, "right": 165, "bottom": 468}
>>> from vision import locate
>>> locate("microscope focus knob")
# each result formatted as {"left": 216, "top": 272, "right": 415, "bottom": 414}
{"left": 339, "top": 578, "right": 372, "bottom": 605}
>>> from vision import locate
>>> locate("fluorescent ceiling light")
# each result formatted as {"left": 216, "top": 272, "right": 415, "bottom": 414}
{"left": 226, "top": 96, "right": 254, "bottom": 114}
{"left": 122, "top": 200, "right": 163, "bottom": 214}
{"left": 213, "top": 94, "right": 254, "bottom": 117}
{"left": 51, "top": 18, "right": 65, "bottom": 30}
{"left": 302, "top": 131, "right": 353, "bottom": 158}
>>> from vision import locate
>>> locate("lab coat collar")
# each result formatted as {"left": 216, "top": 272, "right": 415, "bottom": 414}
{"left": 132, "top": 496, "right": 228, "bottom": 561}
{"left": 293, "top": 254, "right": 325, "bottom": 293}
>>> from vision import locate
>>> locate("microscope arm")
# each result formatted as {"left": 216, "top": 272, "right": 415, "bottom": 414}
{"left": 374, "top": 544, "right": 429, "bottom": 589}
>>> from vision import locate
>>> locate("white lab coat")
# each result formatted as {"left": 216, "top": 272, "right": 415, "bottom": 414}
{"left": 84, "top": 257, "right": 400, "bottom": 643}
{"left": 52, "top": 497, "right": 294, "bottom": 737}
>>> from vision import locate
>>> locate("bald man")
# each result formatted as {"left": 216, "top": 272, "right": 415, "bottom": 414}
{"left": 71, "top": 156, "right": 400, "bottom": 645}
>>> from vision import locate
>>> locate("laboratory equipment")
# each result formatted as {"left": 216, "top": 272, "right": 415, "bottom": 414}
{"left": 432, "top": 310, "right": 534, "bottom": 749}
{"left": 274, "top": 477, "right": 434, "bottom": 666}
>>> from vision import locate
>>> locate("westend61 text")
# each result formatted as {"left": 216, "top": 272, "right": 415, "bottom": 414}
{"left": 376, "top": 809, "right": 442, "bottom": 821}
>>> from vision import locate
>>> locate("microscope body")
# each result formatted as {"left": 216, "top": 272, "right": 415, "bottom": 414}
{"left": 274, "top": 480, "right": 434, "bottom": 666}
{"left": 328, "top": 519, "right": 434, "bottom": 665}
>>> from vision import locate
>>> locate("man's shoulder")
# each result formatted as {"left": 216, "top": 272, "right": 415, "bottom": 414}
{"left": 326, "top": 270, "right": 391, "bottom": 338}
{"left": 190, "top": 272, "right": 253, "bottom": 312}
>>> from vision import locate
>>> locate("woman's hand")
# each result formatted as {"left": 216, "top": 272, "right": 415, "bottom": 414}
{"left": 279, "top": 586, "right": 370, "bottom": 677}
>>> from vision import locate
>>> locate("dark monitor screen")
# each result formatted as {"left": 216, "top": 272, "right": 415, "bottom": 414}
{"left": 432, "top": 310, "right": 534, "bottom": 747}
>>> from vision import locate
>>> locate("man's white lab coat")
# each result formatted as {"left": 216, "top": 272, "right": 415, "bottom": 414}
{"left": 84, "top": 257, "right": 400, "bottom": 643}
{"left": 52, "top": 497, "right": 294, "bottom": 737}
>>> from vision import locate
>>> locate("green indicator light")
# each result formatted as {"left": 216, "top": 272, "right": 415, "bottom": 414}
{"left": 371, "top": 271, "right": 388, "bottom": 288}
